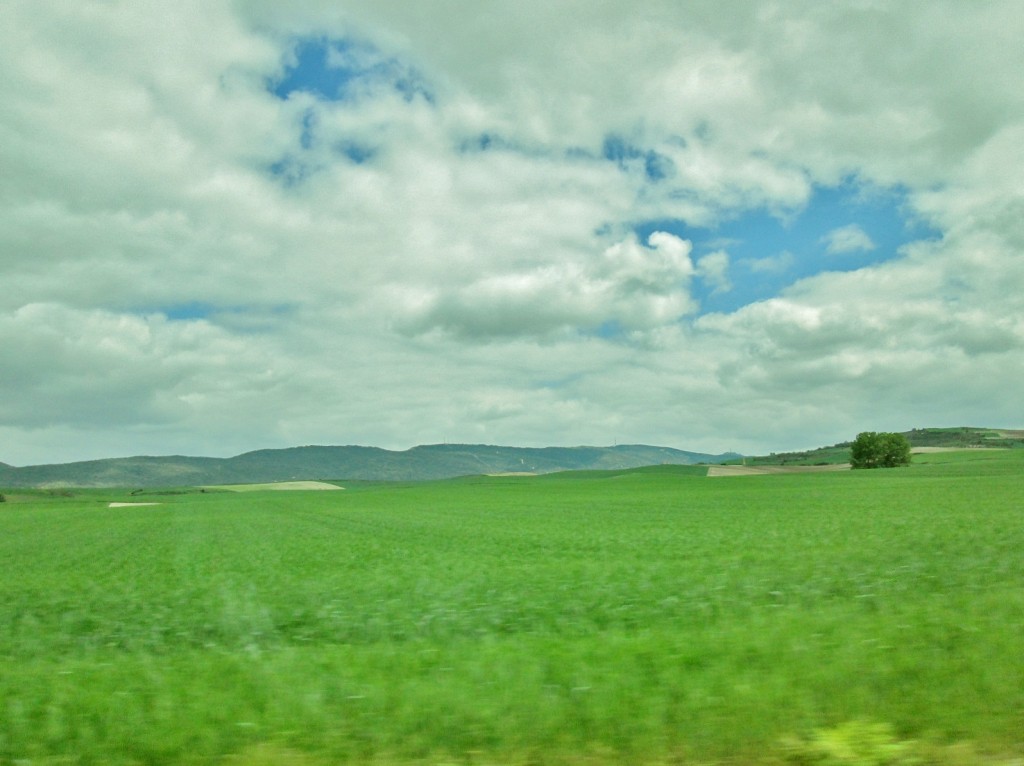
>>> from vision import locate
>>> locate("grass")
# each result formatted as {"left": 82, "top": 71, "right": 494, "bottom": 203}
{"left": 1, "top": 452, "right": 1023, "bottom": 765}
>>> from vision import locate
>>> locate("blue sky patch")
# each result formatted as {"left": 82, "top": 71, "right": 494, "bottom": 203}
{"left": 459, "top": 132, "right": 517, "bottom": 154}
{"left": 152, "top": 303, "right": 293, "bottom": 332}
{"left": 161, "top": 302, "right": 218, "bottom": 321}
{"left": 593, "top": 319, "right": 628, "bottom": 340}
{"left": 299, "top": 109, "right": 315, "bottom": 149}
{"left": 269, "top": 37, "right": 433, "bottom": 104}
{"left": 602, "top": 134, "right": 675, "bottom": 182}
{"left": 268, "top": 156, "right": 313, "bottom": 186}
{"left": 635, "top": 179, "right": 942, "bottom": 315}
{"left": 267, "top": 37, "right": 430, "bottom": 184}
{"left": 335, "top": 140, "right": 376, "bottom": 164}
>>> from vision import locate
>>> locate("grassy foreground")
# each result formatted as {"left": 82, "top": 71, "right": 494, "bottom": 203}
{"left": 1, "top": 452, "right": 1023, "bottom": 765}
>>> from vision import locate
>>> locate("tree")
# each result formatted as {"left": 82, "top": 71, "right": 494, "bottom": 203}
{"left": 850, "top": 431, "right": 912, "bottom": 469}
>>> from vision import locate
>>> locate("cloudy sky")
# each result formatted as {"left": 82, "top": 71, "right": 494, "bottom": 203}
{"left": 3, "top": 1, "right": 1023, "bottom": 465}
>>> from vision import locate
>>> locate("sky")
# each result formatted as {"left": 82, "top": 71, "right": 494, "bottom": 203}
{"left": 2, "top": 1, "right": 1023, "bottom": 465}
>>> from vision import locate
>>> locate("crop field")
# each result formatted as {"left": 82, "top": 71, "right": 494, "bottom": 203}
{"left": 1, "top": 451, "right": 1023, "bottom": 765}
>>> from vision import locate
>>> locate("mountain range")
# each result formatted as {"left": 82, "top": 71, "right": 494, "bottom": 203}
{"left": 0, "top": 443, "right": 740, "bottom": 488}
{"left": 4, "top": 427, "right": 1020, "bottom": 489}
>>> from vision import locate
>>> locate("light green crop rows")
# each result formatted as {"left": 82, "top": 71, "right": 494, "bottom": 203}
{"left": 1, "top": 452, "right": 1022, "bottom": 765}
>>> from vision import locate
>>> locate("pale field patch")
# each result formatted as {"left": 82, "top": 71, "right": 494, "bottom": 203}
{"left": 108, "top": 502, "right": 161, "bottom": 507}
{"left": 204, "top": 481, "right": 344, "bottom": 492}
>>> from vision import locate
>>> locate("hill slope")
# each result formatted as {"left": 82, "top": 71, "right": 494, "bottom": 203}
{"left": 738, "top": 426, "right": 1024, "bottom": 466}
{"left": 0, "top": 443, "right": 738, "bottom": 488}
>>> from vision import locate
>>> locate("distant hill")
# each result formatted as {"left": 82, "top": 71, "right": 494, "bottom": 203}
{"left": 736, "top": 426, "right": 1024, "bottom": 467}
{"left": 903, "top": 426, "right": 1024, "bottom": 448}
{"left": 0, "top": 443, "right": 740, "bottom": 488}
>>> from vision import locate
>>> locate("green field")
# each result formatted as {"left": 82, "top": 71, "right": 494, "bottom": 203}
{"left": 2, "top": 451, "right": 1023, "bottom": 765}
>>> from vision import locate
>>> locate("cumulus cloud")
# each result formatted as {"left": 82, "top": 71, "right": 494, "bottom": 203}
{"left": 696, "top": 250, "right": 732, "bottom": 295}
{"left": 398, "top": 232, "right": 698, "bottom": 339}
{"left": 822, "top": 224, "right": 876, "bottom": 254}
{"left": 2, "top": 1, "right": 1023, "bottom": 463}
{"left": 746, "top": 251, "right": 796, "bottom": 275}
{"left": 0, "top": 303, "right": 287, "bottom": 437}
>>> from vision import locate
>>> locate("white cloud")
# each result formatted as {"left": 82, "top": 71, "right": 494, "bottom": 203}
{"left": 1, "top": 2, "right": 1023, "bottom": 464}
{"left": 822, "top": 224, "right": 876, "bottom": 255}
{"left": 0, "top": 303, "right": 284, "bottom": 433}
{"left": 696, "top": 250, "right": 732, "bottom": 294}
{"left": 397, "top": 232, "right": 698, "bottom": 339}
{"left": 746, "top": 251, "right": 796, "bottom": 275}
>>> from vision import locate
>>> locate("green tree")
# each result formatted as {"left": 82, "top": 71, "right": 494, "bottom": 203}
{"left": 850, "top": 431, "right": 911, "bottom": 469}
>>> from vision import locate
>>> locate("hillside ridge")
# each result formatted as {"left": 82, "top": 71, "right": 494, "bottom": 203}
{"left": 738, "top": 426, "right": 1024, "bottom": 467}
{"left": 3, "top": 427, "right": 1019, "bottom": 488}
{"left": 0, "top": 443, "right": 739, "bottom": 488}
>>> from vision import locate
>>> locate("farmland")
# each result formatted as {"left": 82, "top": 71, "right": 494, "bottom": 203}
{"left": 1, "top": 451, "right": 1023, "bottom": 765}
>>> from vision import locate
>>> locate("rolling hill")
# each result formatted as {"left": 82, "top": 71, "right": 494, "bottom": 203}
{"left": 3, "top": 427, "right": 1018, "bottom": 488}
{"left": 736, "top": 426, "right": 1024, "bottom": 466}
{"left": 0, "top": 443, "right": 739, "bottom": 488}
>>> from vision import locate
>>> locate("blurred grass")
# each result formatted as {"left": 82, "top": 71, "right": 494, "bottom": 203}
{"left": 1, "top": 452, "right": 1023, "bottom": 764}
